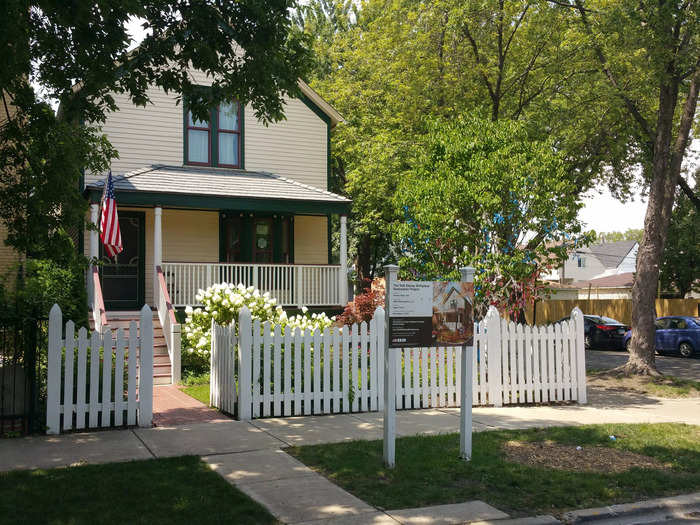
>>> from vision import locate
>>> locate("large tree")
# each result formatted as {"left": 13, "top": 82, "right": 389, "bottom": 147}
{"left": 297, "top": 0, "right": 582, "bottom": 286}
{"left": 1, "top": 0, "right": 310, "bottom": 263}
{"left": 555, "top": 0, "right": 700, "bottom": 375}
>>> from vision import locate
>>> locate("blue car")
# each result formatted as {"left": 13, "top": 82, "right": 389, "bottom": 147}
{"left": 623, "top": 316, "right": 700, "bottom": 358}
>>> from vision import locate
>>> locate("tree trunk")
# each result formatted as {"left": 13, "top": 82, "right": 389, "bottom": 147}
{"left": 355, "top": 233, "right": 372, "bottom": 289}
{"left": 625, "top": 70, "right": 700, "bottom": 376}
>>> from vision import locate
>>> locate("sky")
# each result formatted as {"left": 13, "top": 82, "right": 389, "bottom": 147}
{"left": 579, "top": 187, "right": 647, "bottom": 233}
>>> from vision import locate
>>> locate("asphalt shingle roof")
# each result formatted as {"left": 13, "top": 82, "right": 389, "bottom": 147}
{"left": 585, "top": 240, "right": 637, "bottom": 269}
{"left": 86, "top": 165, "right": 350, "bottom": 204}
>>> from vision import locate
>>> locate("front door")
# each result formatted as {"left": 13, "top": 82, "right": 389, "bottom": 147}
{"left": 100, "top": 211, "right": 145, "bottom": 310}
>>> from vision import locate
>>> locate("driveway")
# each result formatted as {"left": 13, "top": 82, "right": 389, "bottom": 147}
{"left": 586, "top": 349, "right": 700, "bottom": 380}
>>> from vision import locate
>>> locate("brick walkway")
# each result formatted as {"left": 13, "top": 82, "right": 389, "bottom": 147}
{"left": 152, "top": 385, "right": 230, "bottom": 427}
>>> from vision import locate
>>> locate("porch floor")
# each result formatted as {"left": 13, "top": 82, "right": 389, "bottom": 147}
{"left": 153, "top": 385, "right": 230, "bottom": 427}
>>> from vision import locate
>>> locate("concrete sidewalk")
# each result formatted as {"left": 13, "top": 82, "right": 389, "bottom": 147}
{"left": 1, "top": 398, "right": 698, "bottom": 524}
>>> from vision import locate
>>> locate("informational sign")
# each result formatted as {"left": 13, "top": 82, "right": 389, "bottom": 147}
{"left": 388, "top": 280, "right": 474, "bottom": 347}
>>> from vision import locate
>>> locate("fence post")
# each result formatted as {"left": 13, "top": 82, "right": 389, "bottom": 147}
{"left": 46, "top": 304, "right": 62, "bottom": 435}
{"left": 486, "top": 306, "right": 503, "bottom": 407}
{"left": 138, "top": 305, "right": 153, "bottom": 427}
{"left": 383, "top": 265, "right": 398, "bottom": 468}
{"left": 210, "top": 319, "right": 217, "bottom": 408}
{"left": 571, "top": 307, "right": 587, "bottom": 404}
{"left": 238, "top": 306, "right": 252, "bottom": 420}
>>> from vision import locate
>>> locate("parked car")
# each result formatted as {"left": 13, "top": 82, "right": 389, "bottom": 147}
{"left": 623, "top": 316, "right": 700, "bottom": 358}
{"left": 557, "top": 314, "right": 628, "bottom": 350}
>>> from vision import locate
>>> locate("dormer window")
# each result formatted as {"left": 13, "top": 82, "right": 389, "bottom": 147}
{"left": 185, "top": 100, "right": 242, "bottom": 168}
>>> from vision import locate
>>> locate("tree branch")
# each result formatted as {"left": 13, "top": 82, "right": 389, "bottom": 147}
{"left": 678, "top": 176, "right": 700, "bottom": 210}
{"left": 462, "top": 23, "right": 497, "bottom": 104}
{"left": 572, "top": 0, "right": 655, "bottom": 141}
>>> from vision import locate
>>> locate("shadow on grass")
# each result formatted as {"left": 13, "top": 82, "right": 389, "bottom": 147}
{"left": 288, "top": 423, "right": 700, "bottom": 517}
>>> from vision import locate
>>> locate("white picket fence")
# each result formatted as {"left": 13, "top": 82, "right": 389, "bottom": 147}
{"left": 210, "top": 306, "right": 586, "bottom": 419}
{"left": 46, "top": 304, "right": 153, "bottom": 434}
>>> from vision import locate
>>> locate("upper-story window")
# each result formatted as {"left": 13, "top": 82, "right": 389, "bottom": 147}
{"left": 185, "top": 100, "right": 242, "bottom": 168}
{"left": 577, "top": 256, "right": 586, "bottom": 268}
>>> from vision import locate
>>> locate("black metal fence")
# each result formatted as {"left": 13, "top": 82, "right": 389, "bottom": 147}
{"left": 0, "top": 317, "right": 47, "bottom": 436}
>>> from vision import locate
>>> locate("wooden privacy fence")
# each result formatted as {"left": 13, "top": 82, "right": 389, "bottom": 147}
{"left": 210, "top": 306, "right": 587, "bottom": 419}
{"left": 46, "top": 305, "right": 153, "bottom": 434}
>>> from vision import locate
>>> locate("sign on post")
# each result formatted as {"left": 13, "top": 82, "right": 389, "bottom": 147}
{"left": 383, "top": 265, "right": 475, "bottom": 468}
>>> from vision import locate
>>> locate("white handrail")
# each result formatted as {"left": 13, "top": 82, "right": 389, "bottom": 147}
{"left": 161, "top": 262, "right": 343, "bottom": 307}
{"left": 156, "top": 266, "right": 181, "bottom": 383}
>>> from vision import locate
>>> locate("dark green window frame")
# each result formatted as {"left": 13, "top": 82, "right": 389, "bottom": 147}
{"left": 183, "top": 99, "right": 245, "bottom": 169}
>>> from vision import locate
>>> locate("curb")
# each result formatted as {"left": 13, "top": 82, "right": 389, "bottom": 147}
{"left": 561, "top": 491, "right": 700, "bottom": 523}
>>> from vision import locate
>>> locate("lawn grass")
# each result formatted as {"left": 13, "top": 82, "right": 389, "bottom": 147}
{"left": 288, "top": 423, "right": 700, "bottom": 517}
{"left": 181, "top": 382, "right": 210, "bottom": 405}
{"left": 0, "top": 456, "right": 278, "bottom": 524}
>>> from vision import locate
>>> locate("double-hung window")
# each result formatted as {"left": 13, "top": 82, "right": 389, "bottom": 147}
{"left": 217, "top": 102, "right": 241, "bottom": 167}
{"left": 185, "top": 100, "right": 242, "bottom": 168}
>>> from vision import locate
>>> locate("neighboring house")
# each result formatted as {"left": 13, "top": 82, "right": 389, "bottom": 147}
{"left": 571, "top": 272, "right": 636, "bottom": 300}
{"left": 545, "top": 240, "right": 638, "bottom": 283}
{"left": 77, "top": 68, "right": 350, "bottom": 385}
{"left": 0, "top": 95, "right": 23, "bottom": 286}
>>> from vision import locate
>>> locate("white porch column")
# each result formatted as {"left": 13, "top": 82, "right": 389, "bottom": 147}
{"left": 88, "top": 203, "right": 99, "bottom": 308}
{"left": 154, "top": 206, "right": 163, "bottom": 305}
{"left": 339, "top": 215, "right": 348, "bottom": 305}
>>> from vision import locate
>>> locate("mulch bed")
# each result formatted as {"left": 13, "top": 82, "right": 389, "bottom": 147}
{"left": 503, "top": 440, "right": 671, "bottom": 473}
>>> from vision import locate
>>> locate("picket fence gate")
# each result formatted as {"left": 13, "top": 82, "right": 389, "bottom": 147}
{"left": 210, "top": 306, "right": 586, "bottom": 420}
{"left": 46, "top": 304, "right": 153, "bottom": 434}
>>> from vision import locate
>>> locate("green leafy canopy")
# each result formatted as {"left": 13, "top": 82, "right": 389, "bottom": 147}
{"left": 395, "top": 116, "right": 593, "bottom": 317}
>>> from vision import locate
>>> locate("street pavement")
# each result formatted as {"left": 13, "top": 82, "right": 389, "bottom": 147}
{"left": 586, "top": 348, "right": 700, "bottom": 380}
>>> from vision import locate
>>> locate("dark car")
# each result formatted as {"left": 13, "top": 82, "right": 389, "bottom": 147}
{"left": 557, "top": 314, "right": 628, "bottom": 350}
{"left": 623, "top": 316, "right": 700, "bottom": 358}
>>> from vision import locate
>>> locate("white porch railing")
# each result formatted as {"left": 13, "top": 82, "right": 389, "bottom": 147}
{"left": 156, "top": 266, "right": 181, "bottom": 383}
{"left": 161, "top": 262, "right": 343, "bottom": 307}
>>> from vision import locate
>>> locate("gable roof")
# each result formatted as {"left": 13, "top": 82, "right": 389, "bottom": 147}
{"left": 85, "top": 164, "right": 351, "bottom": 214}
{"left": 585, "top": 240, "right": 637, "bottom": 269}
{"left": 297, "top": 80, "right": 344, "bottom": 127}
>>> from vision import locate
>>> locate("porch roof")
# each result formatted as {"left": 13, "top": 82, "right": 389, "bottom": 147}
{"left": 85, "top": 165, "right": 351, "bottom": 214}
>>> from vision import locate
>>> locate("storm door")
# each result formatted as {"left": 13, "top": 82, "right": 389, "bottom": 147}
{"left": 100, "top": 211, "right": 146, "bottom": 310}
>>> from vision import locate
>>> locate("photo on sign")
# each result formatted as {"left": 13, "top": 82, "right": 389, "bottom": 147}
{"left": 432, "top": 281, "right": 474, "bottom": 345}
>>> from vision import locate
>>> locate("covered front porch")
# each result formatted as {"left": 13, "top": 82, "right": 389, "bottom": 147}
{"left": 84, "top": 165, "right": 351, "bottom": 311}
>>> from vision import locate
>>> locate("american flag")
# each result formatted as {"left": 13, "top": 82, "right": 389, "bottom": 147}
{"left": 100, "top": 172, "right": 123, "bottom": 258}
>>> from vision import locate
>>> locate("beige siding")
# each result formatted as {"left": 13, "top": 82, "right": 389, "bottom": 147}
{"left": 244, "top": 97, "right": 327, "bottom": 190}
{"left": 162, "top": 210, "right": 219, "bottom": 263}
{"left": 0, "top": 222, "right": 22, "bottom": 286}
{"left": 87, "top": 88, "right": 183, "bottom": 183}
{"left": 294, "top": 215, "right": 328, "bottom": 264}
{"left": 0, "top": 96, "right": 22, "bottom": 285}
{"left": 91, "top": 69, "right": 328, "bottom": 190}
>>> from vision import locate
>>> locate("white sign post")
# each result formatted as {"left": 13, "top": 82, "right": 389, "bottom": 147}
{"left": 459, "top": 266, "right": 475, "bottom": 460}
{"left": 383, "top": 264, "right": 475, "bottom": 468}
{"left": 383, "top": 264, "right": 399, "bottom": 468}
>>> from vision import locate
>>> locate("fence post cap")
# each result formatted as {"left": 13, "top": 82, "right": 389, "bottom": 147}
{"left": 459, "top": 267, "right": 475, "bottom": 282}
{"left": 49, "top": 303, "right": 62, "bottom": 317}
{"left": 140, "top": 304, "right": 152, "bottom": 315}
{"left": 383, "top": 264, "right": 399, "bottom": 273}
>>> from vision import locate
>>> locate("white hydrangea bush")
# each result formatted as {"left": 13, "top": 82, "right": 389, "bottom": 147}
{"left": 182, "top": 283, "right": 336, "bottom": 371}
